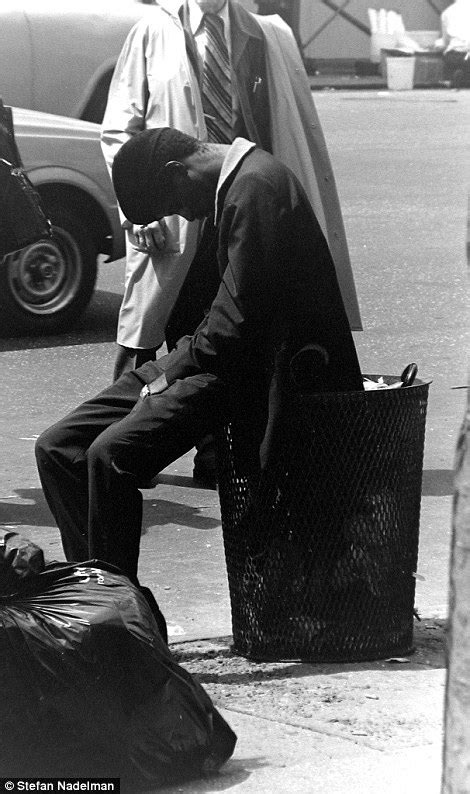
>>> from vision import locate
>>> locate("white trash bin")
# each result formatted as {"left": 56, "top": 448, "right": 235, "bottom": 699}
{"left": 386, "top": 57, "right": 416, "bottom": 90}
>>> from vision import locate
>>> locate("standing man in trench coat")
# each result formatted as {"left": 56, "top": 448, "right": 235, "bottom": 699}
{"left": 101, "top": 0, "right": 361, "bottom": 374}
{"left": 102, "top": 0, "right": 271, "bottom": 381}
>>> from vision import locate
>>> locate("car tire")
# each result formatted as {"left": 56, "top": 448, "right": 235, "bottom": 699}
{"left": 0, "top": 205, "right": 98, "bottom": 336}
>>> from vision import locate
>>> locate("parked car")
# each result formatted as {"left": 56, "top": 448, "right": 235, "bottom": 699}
{"left": 0, "top": 1, "right": 153, "bottom": 124}
{"left": 0, "top": 1, "right": 157, "bottom": 334}
{"left": 0, "top": 107, "right": 124, "bottom": 335}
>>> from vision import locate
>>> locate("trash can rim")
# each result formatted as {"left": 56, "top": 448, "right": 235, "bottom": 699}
{"left": 362, "top": 374, "right": 432, "bottom": 389}
{"left": 284, "top": 375, "right": 432, "bottom": 399}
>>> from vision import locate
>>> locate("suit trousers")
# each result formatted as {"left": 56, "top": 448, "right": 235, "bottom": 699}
{"left": 35, "top": 359, "right": 229, "bottom": 582}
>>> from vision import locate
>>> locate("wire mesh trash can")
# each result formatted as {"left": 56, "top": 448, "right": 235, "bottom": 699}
{"left": 217, "top": 376, "right": 431, "bottom": 662}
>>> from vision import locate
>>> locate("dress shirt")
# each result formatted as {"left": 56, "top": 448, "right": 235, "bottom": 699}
{"left": 187, "top": 0, "right": 232, "bottom": 62}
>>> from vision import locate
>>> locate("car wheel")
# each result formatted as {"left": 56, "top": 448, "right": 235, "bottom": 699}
{"left": 0, "top": 206, "right": 98, "bottom": 336}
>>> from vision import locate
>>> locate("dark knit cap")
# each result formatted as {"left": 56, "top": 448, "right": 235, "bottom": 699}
{"left": 112, "top": 127, "right": 180, "bottom": 224}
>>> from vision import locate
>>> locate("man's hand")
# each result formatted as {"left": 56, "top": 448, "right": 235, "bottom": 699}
{"left": 131, "top": 220, "right": 167, "bottom": 253}
{"left": 140, "top": 373, "right": 169, "bottom": 399}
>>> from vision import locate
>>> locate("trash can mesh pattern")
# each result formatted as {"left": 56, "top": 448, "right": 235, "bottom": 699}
{"left": 217, "top": 377, "right": 430, "bottom": 662}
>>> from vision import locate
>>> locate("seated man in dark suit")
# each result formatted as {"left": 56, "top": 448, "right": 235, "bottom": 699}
{"left": 35, "top": 127, "right": 363, "bottom": 589}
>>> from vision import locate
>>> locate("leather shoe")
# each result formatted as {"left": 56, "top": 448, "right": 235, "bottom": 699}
{"left": 193, "top": 463, "right": 217, "bottom": 490}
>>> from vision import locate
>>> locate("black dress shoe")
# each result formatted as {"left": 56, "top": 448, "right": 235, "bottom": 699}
{"left": 138, "top": 476, "right": 158, "bottom": 489}
{"left": 193, "top": 434, "right": 217, "bottom": 489}
{"left": 192, "top": 463, "right": 217, "bottom": 490}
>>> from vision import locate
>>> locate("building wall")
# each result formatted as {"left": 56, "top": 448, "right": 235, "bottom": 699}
{"left": 239, "top": 0, "right": 452, "bottom": 60}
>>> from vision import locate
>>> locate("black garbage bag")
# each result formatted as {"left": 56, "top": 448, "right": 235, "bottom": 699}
{"left": 0, "top": 558, "right": 236, "bottom": 789}
{"left": 0, "top": 529, "right": 45, "bottom": 591}
{"left": 0, "top": 99, "right": 51, "bottom": 257}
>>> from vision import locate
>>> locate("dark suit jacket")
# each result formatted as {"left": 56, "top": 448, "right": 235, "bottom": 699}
{"left": 163, "top": 147, "right": 363, "bottom": 459}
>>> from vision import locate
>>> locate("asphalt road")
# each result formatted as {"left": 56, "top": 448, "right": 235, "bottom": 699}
{"left": 0, "top": 88, "right": 468, "bottom": 641}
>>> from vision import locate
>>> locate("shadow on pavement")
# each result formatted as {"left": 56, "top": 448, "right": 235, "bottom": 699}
{"left": 153, "top": 472, "right": 212, "bottom": 489}
{"left": 0, "top": 488, "right": 55, "bottom": 527}
{"left": 0, "top": 289, "right": 121, "bottom": 350}
{"left": 157, "top": 759, "right": 257, "bottom": 793}
{"left": 155, "top": 470, "right": 453, "bottom": 496}
{"left": 142, "top": 498, "right": 220, "bottom": 532}
{"left": 0, "top": 487, "right": 220, "bottom": 533}
{"left": 173, "top": 618, "right": 446, "bottom": 679}
{"left": 422, "top": 469, "right": 454, "bottom": 496}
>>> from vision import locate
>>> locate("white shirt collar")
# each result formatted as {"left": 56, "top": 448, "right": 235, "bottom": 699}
{"left": 187, "top": 0, "right": 230, "bottom": 37}
{"left": 214, "top": 138, "right": 256, "bottom": 224}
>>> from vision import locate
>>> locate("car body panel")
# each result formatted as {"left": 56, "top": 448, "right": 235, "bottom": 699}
{"left": 0, "top": 11, "right": 33, "bottom": 110}
{"left": 0, "top": 1, "right": 153, "bottom": 120}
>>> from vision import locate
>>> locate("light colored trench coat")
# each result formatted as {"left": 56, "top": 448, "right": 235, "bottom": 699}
{"left": 258, "top": 14, "right": 362, "bottom": 330}
{"left": 101, "top": 1, "right": 362, "bottom": 350}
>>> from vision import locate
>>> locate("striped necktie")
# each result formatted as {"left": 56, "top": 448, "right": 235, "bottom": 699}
{"left": 202, "top": 13, "right": 233, "bottom": 144}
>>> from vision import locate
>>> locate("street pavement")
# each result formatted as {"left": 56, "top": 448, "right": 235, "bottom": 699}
{"left": 0, "top": 88, "right": 469, "bottom": 792}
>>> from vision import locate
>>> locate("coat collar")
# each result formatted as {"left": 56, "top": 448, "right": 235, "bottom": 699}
{"left": 229, "top": 1, "right": 263, "bottom": 68}
{"left": 215, "top": 137, "right": 256, "bottom": 224}
{"left": 156, "top": 0, "right": 184, "bottom": 22}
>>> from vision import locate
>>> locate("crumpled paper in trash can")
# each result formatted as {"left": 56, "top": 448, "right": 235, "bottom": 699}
{"left": 363, "top": 376, "right": 403, "bottom": 391}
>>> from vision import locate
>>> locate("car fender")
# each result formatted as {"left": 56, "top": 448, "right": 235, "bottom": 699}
{"left": 27, "top": 165, "right": 125, "bottom": 261}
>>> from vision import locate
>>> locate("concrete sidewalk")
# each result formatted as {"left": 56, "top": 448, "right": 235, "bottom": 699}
{"left": 18, "top": 446, "right": 447, "bottom": 794}
{"left": 14, "top": 449, "right": 447, "bottom": 794}
{"left": 143, "top": 448, "right": 447, "bottom": 794}
{"left": 159, "top": 709, "right": 441, "bottom": 794}
{"left": 3, "top": 88, "right": 466, "bottom": 793}
{"left": 159, "top": 639, "right": 444, "bottom": 794}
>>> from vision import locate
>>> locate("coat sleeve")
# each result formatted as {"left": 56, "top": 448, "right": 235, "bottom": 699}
{"left": 100, "top": 15, "right": 200, "bottom": 268}
{"left": 100, "top": 21, "right": 153, "bottom": 226}
{"left": 163, "top": 174, "right": 286, "bottom": 387}
{"left": 100, "top": 21, "right": 152, "bottom": 176}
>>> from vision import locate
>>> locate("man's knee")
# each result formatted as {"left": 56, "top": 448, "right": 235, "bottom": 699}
{"left": 86, "top": 432, "right": 137, "bottom": 483}
{"left": 35, "top": 424, "right": 62, "bottom": 468}
{"left": 35, "top": 421, "right": 86, "bottom": 474}
{"left": 86, "top": 435, "right": 114, "bottom": 472}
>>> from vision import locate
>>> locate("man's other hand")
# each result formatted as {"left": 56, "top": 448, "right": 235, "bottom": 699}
{"left": 140, "top": 373, "right": 169, "bottom": 399}
{"left": 131, "top": 220, "right": 167, "bottom": 253}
